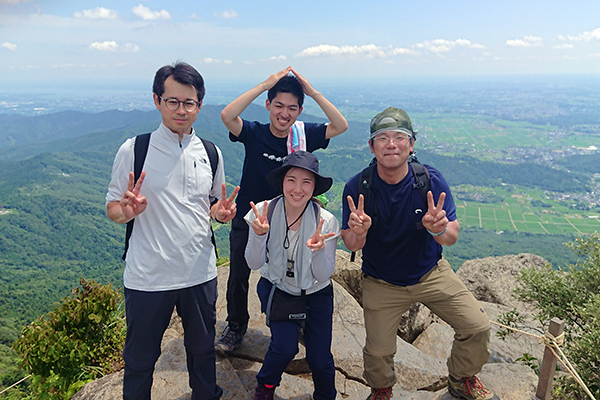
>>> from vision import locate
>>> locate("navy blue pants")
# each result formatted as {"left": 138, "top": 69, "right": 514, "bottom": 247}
{"left": 123, "top": 278, "right": 222, "bottom": 400}
{"left": 225, "top": 218, "right": 251, "bottom": 325}
{"left": 256, "top": 278, "right": 337, "bottom": 400}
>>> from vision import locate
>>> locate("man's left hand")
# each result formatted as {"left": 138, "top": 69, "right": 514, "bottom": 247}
{"left": 213, "top": 184, "right": 240, "bottom": 223}
{"left": 422, "top": 191, "right": 448, "bottom": 234}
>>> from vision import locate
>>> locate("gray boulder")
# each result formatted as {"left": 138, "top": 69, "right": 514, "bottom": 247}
{"left": 73, "top": 251, "right": 544, "bottom": 400}
{"left": 456, "top": 253, "right": 547, "bottom": 312}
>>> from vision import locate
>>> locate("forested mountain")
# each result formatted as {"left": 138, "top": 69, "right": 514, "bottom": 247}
{"left": 0, "top": 106, "right": 592, "bottom": 389}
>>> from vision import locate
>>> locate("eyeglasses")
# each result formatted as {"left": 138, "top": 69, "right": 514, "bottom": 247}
{"left": 372, "top": 134, "right": 411, "bottom": 145}
{"left": 159, "top": 96, "right": 200, "bottom": 112}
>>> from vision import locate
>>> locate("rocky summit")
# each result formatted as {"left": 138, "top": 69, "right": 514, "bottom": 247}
{"left": 72, "top": 251, "right": 548, "bottom": 400}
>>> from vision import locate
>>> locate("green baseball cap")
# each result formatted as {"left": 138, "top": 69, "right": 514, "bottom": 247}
{"left": 370, "top": 107, "right": 417, "bottom": 140}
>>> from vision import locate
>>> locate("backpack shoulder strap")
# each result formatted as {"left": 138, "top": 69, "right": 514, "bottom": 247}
{"left": 266, "top": 196, "right": 283, "bottom": 224}
{"left": 199, "top": 138, "right": 221, "bottom": 258}
{"left": 200, "top": 138, "right": 219, "bottom": 186}
{"left": 311, "top": 200, "right": 321, "bottom": 225}
{"left": 123, "top": 133, "right": 152, "bottom": 261}
{"left": 409, "top": 161, "right": 431, "bottom": 206}
{"left": 264, "top": 196, "right": 283, "bottom": 261}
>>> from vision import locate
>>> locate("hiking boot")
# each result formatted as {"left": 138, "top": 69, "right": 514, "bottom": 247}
{"left": 215, "top": 322, "right": 247, "bottom": 355}
{"left": 448, "top": 375, "right": 497, "bottom": 400}
{"left": 366, "top": 386, "right": 393, "bottom": 400}
{"left": 254, "top": 383, "right": 276, "bottom": 400}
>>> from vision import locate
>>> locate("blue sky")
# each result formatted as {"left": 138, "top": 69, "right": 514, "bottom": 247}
{"left": 1, "top": 0, "right": 600, "bottom": 90}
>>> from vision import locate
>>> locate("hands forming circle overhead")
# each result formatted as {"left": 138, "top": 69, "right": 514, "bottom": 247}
{"left": 264, "top": 66, "right": 293, "bottom": 91}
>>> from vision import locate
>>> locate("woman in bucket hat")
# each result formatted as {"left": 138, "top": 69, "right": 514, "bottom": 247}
{"left": 244, "top": 151, "right": 340, "bottom": 400}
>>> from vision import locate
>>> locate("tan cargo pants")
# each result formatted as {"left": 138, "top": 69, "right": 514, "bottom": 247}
{"left": 362, "top": 258, "right": 491, "bottom": 389}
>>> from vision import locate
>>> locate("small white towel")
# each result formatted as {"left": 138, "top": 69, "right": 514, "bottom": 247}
{"left": 287, "top": 121, "right": 306, "bottom": 153}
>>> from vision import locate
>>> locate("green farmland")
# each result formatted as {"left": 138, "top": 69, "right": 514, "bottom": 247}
{"left": 411, "top": 113, "right": 600, "bottom": 160}
{"left": 457, "top": 200, "right": 600, "bottom": 235}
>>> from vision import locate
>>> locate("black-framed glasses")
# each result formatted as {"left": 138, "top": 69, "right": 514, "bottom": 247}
{"left": 372, "top": 134, "right": 411, "bottom": 145}
{"left": 159, "top": 96, "right": 200, "bottom": 112}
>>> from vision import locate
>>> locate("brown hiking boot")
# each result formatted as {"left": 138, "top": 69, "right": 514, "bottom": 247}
{"left": 448, "top": 375, "right": 498, "bottom": 399}
{"left": 366, "top": 386, "right": 393, "bottom": 400}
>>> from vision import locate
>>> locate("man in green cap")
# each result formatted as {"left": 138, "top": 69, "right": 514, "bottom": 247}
{"left": 341, "top": 107, "right": 497, "bottom": 400}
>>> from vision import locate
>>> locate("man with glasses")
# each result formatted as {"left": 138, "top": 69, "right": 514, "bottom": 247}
{"left": 106, "top": 62, "right": 238, "bottom": 400}
{"left": 341, "top": 108, "right": 496, "bottom": 400}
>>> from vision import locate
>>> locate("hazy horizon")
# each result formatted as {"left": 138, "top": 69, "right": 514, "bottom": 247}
{"left": 2, "top": 73, "right": 600, "bottom": 119}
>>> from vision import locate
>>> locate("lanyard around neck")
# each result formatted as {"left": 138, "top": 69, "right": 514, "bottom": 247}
{"left": 283, "top": 199, "right": 310, "bottom": 249}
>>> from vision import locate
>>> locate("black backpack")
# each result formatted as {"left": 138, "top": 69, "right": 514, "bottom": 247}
{"left": 122, "top": 132, "right": 219, "bottom": 260}
{"left": 349, "top": 155, "right": 430, "bottom": 262}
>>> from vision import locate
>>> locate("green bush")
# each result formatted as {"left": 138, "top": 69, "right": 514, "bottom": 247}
{"left": 12, "top": 278, "right": 125, "bottom": 400}
{"left": 516, "top": 234, "right": 600, "bottom": 400}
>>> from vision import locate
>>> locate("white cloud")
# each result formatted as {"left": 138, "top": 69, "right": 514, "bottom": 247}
{"left": 89, "top": 41, "right": 119, "bottom": 52}
{"left": 295, "top": 44, "right": 416, "bottom": 58}
{"left": 122, "top": 43, "right": 141, "bottom": 52}
{"left": 132, "top": 4, "right": 171, "bottom": 21}
{"left": 1, "top": 42, "right": 18, "bottom": 51}
{"left": 559, "top": 27, "right": 600, "bottom": 42}
{"left": 389, "top": 47, "right": 417, "bottom": 56}
{"left": 554, "top": 44, "right": 573, "bottom": 50}
{"left": 50, "top": 63, "right": 81, "bottom": 69}
{"left": 414, "top": 38, "right": 486, "bottom": 53}
{"left": 506, "top": 39, "right": 529, "bottom": 47}
{"left": 524, "top": 35, "right": 543, "bottom": 43}
{"left": 205, "top": 58, "right": 233, "bottom": 64}
{"left": 506, "top": 36, "right": 543, "bottom": 47}
{"left": 217, "top": 9, "right": 238, "bottom": 19}
{"left": 73, "top": 7, "right": 118, "bottom": 20}
{"left": 9, "top": 64, "right": 36, "bottom": 70}
{"left": 88, "top": 41, "right": 140, "bottom": 52}
{"left": 268, "top": 55, "right": 287, "bottom": 61}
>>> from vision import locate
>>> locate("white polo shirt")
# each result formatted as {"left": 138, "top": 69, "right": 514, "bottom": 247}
{"left": 106, "top": 123, "right": 225, "bottom": 291}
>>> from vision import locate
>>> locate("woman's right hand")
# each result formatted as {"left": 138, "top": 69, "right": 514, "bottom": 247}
{"left": 250, "top": 201, "right": 270, "bottom": 236}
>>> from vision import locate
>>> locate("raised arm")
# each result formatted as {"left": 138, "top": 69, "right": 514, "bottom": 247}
{"left": 221, "top": 67, "right": 293, "bottom": 136}
{"left": 290, "top": 67, "right": 348, "bottom": 139}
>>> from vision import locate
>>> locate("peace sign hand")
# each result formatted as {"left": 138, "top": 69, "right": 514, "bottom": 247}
{"left": 421, "top": 191, "right": 448, "bottom": 234}
{"left": 214, "top": 184, "right": 240, "bottom": 223}
{"left": 250, "top": 201, "right": 270, "bottom": 236}
{"left": 306, "top": 218, "right": 336, "bottom": 252}
{"left": 346, "top": 194, "right": 372, "bottom": 235}
{"left": 120, "top": 171, "right": 148, "bottom": 220}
